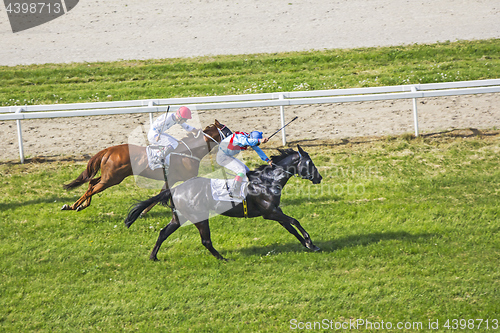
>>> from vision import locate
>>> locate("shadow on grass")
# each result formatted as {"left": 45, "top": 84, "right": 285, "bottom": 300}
{"left": 420, "top": 128, "right": 499, "bottom": 138}
{"left": 137, "top": 210, "right": 172, "bottom": 221}
{"left": 0, "top": 196, "right": 71, "bottom": 211}
{"left": 238, "top": 231, "right": 434, "bottom": 257}
{"left": 281, "top": 129, "right": 499, "bottom": 149}
{"left": 0, "top": 154, "right": 91, "bottom": 166}
{"left": 280, "top": 196, "right": 341, "bottom": 207}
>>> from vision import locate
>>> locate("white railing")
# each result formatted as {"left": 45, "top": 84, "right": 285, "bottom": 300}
{"left": 1, "top": 79, "right": 500, "bottom": 163}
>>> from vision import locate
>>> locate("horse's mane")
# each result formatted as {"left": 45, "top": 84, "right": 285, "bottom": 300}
{"left": 247, "top": 149, "right": 297, "bottom": 181}
{"left": 203, "top": 123, "right": 216, "bottom": 131}
{"left": 270, "top": 148, "right": 297, "bottom": 165}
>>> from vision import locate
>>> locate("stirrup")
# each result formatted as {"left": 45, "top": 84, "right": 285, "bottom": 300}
{"left": 229, "top": 191, "right": 243, "bottom": 200}
{"left": 161, "top": 145, "right": 175, "bottom": 158}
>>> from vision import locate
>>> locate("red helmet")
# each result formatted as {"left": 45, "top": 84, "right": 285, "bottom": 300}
{"left": 176, "top": 106, "right": 192, "bottom": 119}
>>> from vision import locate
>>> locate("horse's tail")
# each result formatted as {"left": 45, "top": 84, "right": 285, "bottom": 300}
{"left": 124, "top": 189, "right": 174, "bottom": 228}
{"left": 63, "top": 149, "right": 108, "bottom": 190}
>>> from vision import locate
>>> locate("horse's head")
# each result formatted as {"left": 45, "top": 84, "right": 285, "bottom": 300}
{"left": 203, "top": 119, "right": 232, "bottom": 145}
{"left": 296, "top": 145, "right": 322, "bottom": 184}
{"left": 214, "top": 119, "right": 233, "bottom": 140}
{"left": 265, "top": 146, "right": 322, "bottom": 185}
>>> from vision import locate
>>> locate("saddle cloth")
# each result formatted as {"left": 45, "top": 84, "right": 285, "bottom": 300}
{"left": 146, "top": 145, "right": 171, "bottom": 171}
{"left": 210, "top": 179, "right": 248, "bottom": 202}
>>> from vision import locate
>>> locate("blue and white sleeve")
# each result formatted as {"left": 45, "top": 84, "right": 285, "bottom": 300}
{"left": 251, "top": 146, "right": 270, "bottom": 162}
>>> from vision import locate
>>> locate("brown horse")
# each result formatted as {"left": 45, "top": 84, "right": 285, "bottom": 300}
{"left": 61, "top": 120, "right": 231, "bottom": 212}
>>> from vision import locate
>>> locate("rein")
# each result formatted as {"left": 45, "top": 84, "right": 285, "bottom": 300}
{"left": 271, "top": 152, "right": 314, "bottom": 180}
{"left": 270, "top": 163, "right": 296, "bottom": 177}
{"left": 202, "top": 124, "right": 230, "bottom": 146}
{"left": 176, "top": 125, "right": 220, "bottom": 161}
{"left": 178, "top": 139, "right": 194, "bottom": 156}
{"left": 170, "top": 152, "right": 201, "bottom": 162}
{"left": 203, "top": 132, "right": 220, "bottom": 145}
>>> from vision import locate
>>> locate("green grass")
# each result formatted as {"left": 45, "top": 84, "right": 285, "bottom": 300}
{"left": 1, "top": 39, "right": 499, "bottom": 106}
{"left": 1, "top": 39, "right": 500, "bottom": 331}
{"left": 1, "top": 131, "right": 499, "bottom": 332}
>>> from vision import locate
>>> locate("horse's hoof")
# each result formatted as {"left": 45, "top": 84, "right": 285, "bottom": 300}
{"left": 76, "top": 206, "right": 84, "bottom": 212}
{"left": 308, "top": 244, "right": 321, "bottom": 252}
{"left": 61, "top": 204, "right": 70, "bottom": 210}
{"left": 150, "top": 256, "right": 159, "bottom": 262}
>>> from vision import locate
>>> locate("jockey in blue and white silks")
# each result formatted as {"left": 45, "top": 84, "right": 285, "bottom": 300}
{"left": 216, "top": 130, "right": 272, "bottom": 198}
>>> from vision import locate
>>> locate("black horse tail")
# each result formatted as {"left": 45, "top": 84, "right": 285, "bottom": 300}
{"left": 63, "top": 148, "right": 107, "bottom": 190}
{"left": 124, "top": 189, "right": 174, "bottom": 228}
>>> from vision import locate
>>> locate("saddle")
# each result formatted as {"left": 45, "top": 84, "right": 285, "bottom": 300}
{"left": 146, "top": 145, "right": 172, "bottom": 173}
{"left": 146, "top": 143, "right": 202, "bottom": 177}
{"left": 210, "top": 179, "right": 248, "bottom": 202}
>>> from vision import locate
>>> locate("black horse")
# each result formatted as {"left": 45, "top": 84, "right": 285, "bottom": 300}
{"left": 125, "top": 145, "right": 323, "bottom": 261}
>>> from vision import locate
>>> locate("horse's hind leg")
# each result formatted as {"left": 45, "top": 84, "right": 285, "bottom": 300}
{"left": 70, "top": 178, "right": 112, "bottom": 212}
{"left": 140, "top": 184, "right": 169, "bottom": 217}
{"left": 264, "top": 207, "right": 320, "bottom": 252}
{"left": 77, "top": 177, "right": 103, "bottom": 211}
{"left": 195, "top": 220, "right": 226, "bottom": 260}
{"left": 61, "top": 177, "right": 102, "bottom": 211}
{"left": 140, "top": 201, "right": 158, "bottom": 217}
{"left": 150, "top": 213, "right": 181, "bottom": 261}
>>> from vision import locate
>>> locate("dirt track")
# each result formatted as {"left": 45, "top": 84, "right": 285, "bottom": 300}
{"left": 1, "top": 0, "right": 499, "bottom": 161}
{"left": 1, "top": 93, "right": 499, "bottom": 162}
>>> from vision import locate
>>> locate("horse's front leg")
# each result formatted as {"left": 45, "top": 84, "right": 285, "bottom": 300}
{"left": 264, "top": 207, "right": 320, "bottom": 252}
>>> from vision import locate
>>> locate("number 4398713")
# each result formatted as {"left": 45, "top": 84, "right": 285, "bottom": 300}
{"left": 444, "top": 319, "right": 498, "bottom": 330}
{"left": 5, "top": 2, "right": 62, "bottom": 14}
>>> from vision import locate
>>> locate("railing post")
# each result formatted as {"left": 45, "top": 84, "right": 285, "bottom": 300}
{"left": 411, "top": 86, "right": 420, "bottom": 137}
{"left": 148, "top": 100, "right": 155, "bottom": 126}
{"left": 15, "top": 107, "right": 25, "bottom": 163}
{"left": 279, "top": 94, "right": 286, "bottom": 146}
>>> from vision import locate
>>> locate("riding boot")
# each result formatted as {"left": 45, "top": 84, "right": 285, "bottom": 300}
{"left": 230, "top": 180, "right": 243, "bottom": 199}
{"left": 159, "top": 145, "right": 175, "bottom": 165}
{"left": 229, "top": 173, "right": 245, "bottom": 199}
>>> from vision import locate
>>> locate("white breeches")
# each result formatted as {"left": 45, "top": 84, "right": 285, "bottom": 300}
{"left": 147, "top": 132, "right": 179, "bottom": 149}
{"left": 216, "top": 151, "right": 249, "bottom": 179}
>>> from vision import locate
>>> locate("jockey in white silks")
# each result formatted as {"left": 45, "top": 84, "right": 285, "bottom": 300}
{"left": 147, "top": 106, "right": 199, "bottom": 166}
{"left": 216, "top": 130, "right": 272, "bottom": 199}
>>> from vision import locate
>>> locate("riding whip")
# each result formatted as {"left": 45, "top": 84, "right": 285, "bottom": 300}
{"left": 156, "top": 105, "right": 170, "bottom": 142}
{"left": 268, "top": 116, "right": 298, "bottom": 140}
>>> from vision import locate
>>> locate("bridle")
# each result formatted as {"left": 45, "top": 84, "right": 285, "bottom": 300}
{"left": 217, "top": 124, "right": 232, "bottom": 140}
{"left": 271, "top": 152, "right": 315, "bottom": 181}
{"left": 203, "top": 123, "right": 232, "bottom": 145}
{"left": 297, "top": 151, "right": 315, "bottom": 181}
